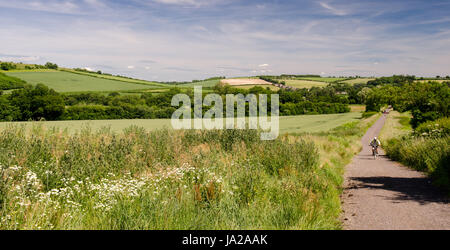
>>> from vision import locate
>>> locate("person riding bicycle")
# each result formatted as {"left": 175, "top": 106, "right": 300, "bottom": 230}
{"left": 370, "top": 137, "right": 381, "bottom": 155}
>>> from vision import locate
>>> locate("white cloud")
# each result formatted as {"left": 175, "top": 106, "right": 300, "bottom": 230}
{"left": 0, "top": 55, "right": 40, "bottom": 62}
{"left": 258, "top": 64, "right": 269, "bottom": 67}
{"left": 0, "top": 0, "right": 80, "bottom": 14}
{"left": 127, "top": 65, "right": 135, "bottom": 69}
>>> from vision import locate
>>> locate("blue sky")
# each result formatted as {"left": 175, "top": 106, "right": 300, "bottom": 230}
{"left": 1, "top": 0, "right": 449, "bottom": 81}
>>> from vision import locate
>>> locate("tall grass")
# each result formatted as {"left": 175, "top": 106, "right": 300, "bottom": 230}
{"left": 0, "top": 115, "right": 376, "bottom": 230}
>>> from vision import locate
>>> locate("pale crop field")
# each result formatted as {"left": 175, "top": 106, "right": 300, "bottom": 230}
{"left": 5, "top": 71, "right": 160, "bottom": 93}
{"left": 220, "top": 78, "right": 273, "bottom": 86}
{"left": 0, "top": 112, "right": 361, "bottom": 135}
{"left": 349, "top": 104, "right": 366, "bottom": 113}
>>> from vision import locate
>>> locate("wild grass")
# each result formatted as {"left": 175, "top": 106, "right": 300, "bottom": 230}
{"left": 0, "top": 115, "right": 375, "bottom": 230}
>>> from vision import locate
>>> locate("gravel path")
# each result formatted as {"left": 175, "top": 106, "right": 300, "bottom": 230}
{"left": 342, "top": 114, "right": 450, "bottom": 230}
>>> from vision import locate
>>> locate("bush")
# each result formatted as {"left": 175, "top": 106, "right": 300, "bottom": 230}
{"left": 384, "top": 136, "right": 450, "bottom": 192}
{"left": 362, "top": 111, "right": 378, "bottom": 119}
{"left": 0, "top": 72, "right": 27, "bottom": 90}
{"left": 414, "top": 117, "right": 450, "bottom": 137}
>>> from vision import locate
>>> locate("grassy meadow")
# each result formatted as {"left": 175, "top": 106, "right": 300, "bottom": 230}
{"left": 0, "top": 113, "right": 378, "bottom": 230}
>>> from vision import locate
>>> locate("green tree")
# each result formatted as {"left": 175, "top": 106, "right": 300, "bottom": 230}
{"left": 9, "top": 84, "right": 65, "bottom": 121}
{"left": 45, "top": 62, "right": 58, "bottom": 69}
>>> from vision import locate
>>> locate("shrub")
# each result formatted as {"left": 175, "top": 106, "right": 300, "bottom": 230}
{"left": 0, "top": 72, "right": 27, "bottom": 90}
{"left": 362, "top": 111, "right": 377, "bottom": 119}
{"left": 384, "top": 136, "right": 450, "bottom": 192}
{"left": 415, "top": 117, "right": 450, "bottom": 137}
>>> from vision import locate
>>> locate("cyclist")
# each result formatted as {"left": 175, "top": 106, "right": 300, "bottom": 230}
{"left": 370, "top": 137, "right": 381, "bottom": 157}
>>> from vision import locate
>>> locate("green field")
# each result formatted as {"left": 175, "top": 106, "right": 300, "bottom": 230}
{"left": 4, "top": 71, "right": 162, "bottom": 93}
{"left": 341, "top": 78, "right": 375, "bottom": 85}
{"left": 174, "top": 79, "right": 222, "bottom": 88}
{"left": 296, "top": 77, "right": 347, "bottom": 83}
{"left": 284, "top": 79, "right": 329, "bottom": 89}
{"left": 0, "top": 112, "right": 361, "bottom": 134}
{"left": 60, "top": 69, "right": 167, "bottom": 88}
{"left": 234, "top": 84, "right": 280, "bottom": 90}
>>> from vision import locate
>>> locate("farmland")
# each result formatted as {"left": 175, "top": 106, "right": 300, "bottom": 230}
{"left": 296, "top": 77, "right": 347, "bottom": 83}
{"left": 284, "top": 79, "right": 328, "bottom": 89}
{"left": 220, "top": 78, "right": 273, "bottom": 86}
{"left": 234, "top": 84, "right": 280, "bottom": 91}
{"left": 0, "top": 112, "right": 377, "bottom": 230}
{"left": 4, "top": 71, "right": 161, "bottom": 93}
{"left": 341, "top": 78, "right": 375, "bottom": 85}
{"left": 0, "top": 112, "right": 362, "bottom": 135}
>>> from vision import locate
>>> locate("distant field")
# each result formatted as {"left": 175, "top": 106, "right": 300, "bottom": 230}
{"left": 221, "top": 78, "right": 273, "bottom": 86}
{"left": 175, "top": 79, "right": 222, "bottom": 88}
{"left": 296, "top": 77, "right": 347, "bottom": 83}
{"left": 61, "top": 69, "right": 167, "bottom": 88}
{"left": 341, "top": 78, "right": 375, "bottom": 85}
{"left": 0, "top": 112, "right": 361, "bottom": 134}
{"left": 415, "top": 80, "right": 448, "bottom": 83}
{"left": 349, "top": 104, "right": 366, "bottom": 112}
{"left": 284, "top": 79, "right": 328, "bottom": 89}
{"left": 5, "top": 71, "right": 158, "bottom": 93}
{"left": 234, "top": 84, "right": 280, "bottom": 91}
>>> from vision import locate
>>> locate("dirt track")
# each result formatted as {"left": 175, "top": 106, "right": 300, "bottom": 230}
{"left": 342, "top": 114, "right": 450, "bottom": 230}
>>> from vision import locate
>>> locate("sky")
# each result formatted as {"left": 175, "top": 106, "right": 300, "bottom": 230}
{"left": 1, "top": 0, "right": 449, "bottom": 81}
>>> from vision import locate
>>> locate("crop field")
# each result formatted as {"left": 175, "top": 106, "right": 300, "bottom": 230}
{"left": 174, "top": 79, "right": 222, "bottom": 88}
{"left": 349, "top": 104, "right": 366, "bottom": 113}
{"left": 221, "top": 78, "right": 273, "bottom": 86}
{"left": 0, "top": 112, "right": 361, "bottom": 135}
{"left": 284, "top": 79, "right": 328, "bottom": 89}
{"left": 415, "top": 79, "right": 448, "bottom": 83}
{"left": 0, "top": 113, "right": 376, "bottom": 230}
{"left": 341, "top": 78, "right": 375, "bottom": 85}
{"left": 234, "top": 84, "right": 280, "bottom": 91}
{"left": 296, "top": 77, "right": 347, "bottom": 83}
{"left": 5, "top": 71, "right": 160, "bottom": 93}
{"left": 60, "top": 69, "right": 167, "bottom": 88}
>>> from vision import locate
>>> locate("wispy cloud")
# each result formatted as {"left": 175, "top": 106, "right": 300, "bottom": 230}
{"left": 319, "top": 2, "right": 347, "bottom": 16}
{"left": 0, "top": 0, "right": 449, "bottom": 80}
